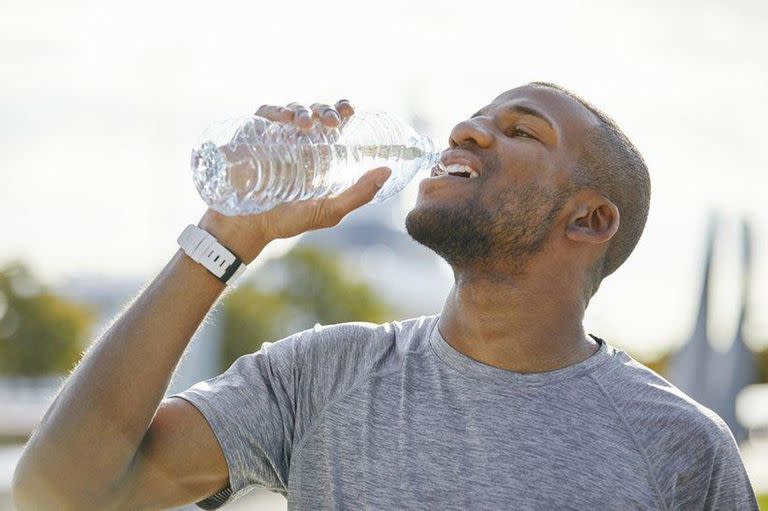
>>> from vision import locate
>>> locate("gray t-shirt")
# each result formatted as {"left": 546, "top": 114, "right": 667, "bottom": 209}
{"left": 171, "top": 314, "right": 758, "bottom": 510}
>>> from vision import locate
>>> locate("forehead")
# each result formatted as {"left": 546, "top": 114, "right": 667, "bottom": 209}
{"left": 485, "top": 85, "right": 600, "bottom": 136}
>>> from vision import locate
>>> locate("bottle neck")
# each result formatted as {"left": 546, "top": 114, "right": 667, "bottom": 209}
{"left": 416, "top": 134, "right": 440, "bottom": 170}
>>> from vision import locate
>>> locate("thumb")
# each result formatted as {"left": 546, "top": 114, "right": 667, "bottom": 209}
{"left": 363, "top": 166, "right": 392, "bottom": 189}
{"left": 327, "top": 167, "right": 392, "bottom": 218}
{"left": 357, "top": 166, "right": 392, "bottom": 197}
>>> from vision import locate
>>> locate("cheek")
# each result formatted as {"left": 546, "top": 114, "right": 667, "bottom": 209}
{"left": 455, "top": 144, "right": 558, "bottom": 209}
{"left": 495, "top": 140, "right": 558, "bottom": 181}
{"left": 479, "top": 172, "right": 558, "bottom": 219}
{"left": 487, "top": 157, "right": 559, "bottom": 206}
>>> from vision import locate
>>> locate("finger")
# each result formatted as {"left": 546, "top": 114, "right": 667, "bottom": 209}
{"left": 316, "top": 167, "right": 392, "bottom": 227}
{"left": 334, "top": 99, "right": 355, "bottom": 119}
{"left": 286, "top": 102, "right": 313, "bottom": 130}
{"left": 275, "top": 106, "right": 294, "bottom": 123}
{"left": 310, "top": 103, "right": 342, "bottom": 128}
{"left": 254, "top": 105, "right": 292, "bottom": 122}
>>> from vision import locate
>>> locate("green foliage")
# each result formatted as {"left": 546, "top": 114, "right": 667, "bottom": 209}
{"left": 0, "top": 261, "right": 95, "bottom": 376}
{"left": 758, "top": 493, "right": 767, "bottom": 510}
{"left": 756, "top": 347, "right": 768, "bottom": 384}
{"left": 219, "top": 246, "right": 398, "bottom": 371}
{"left": 637, "top": 343, "right": 768, "bottom": 385}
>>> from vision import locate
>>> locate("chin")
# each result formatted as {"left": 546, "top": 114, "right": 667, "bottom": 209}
{"left": 405, "top": 200, "right": 492, "bottom": 268}
{"left": 404, "top": 201, "right": 445, "bottom": 241}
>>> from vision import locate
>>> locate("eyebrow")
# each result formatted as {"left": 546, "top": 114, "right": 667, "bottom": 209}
{"left": 472, "top": 104, "right": 555, "bottom": 131}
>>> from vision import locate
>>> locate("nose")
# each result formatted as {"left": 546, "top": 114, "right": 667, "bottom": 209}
{"left": 448, "top": 117, "right": 494, "bottom": 149}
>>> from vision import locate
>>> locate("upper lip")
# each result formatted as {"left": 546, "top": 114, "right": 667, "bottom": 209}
{"left": 432, "top": 149, "right": 483, "bottom": 177}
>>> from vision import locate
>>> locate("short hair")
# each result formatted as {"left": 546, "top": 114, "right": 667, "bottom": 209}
{"left": 529, "top": 82, "right": 651, "bottom": 298}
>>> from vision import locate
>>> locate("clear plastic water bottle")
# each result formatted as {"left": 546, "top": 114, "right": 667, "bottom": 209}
{"left": 191, "top": 110, "right": 440, "bottom": 216}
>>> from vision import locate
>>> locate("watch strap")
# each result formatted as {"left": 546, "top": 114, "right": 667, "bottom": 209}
{"left": 177, "top": 224, "right": 247, "bottom": 286}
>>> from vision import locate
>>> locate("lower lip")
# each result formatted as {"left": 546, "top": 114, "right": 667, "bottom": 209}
{"left": 417, "top": 174, "right": 477, "bottom": 197}
{"left": 421, "top": 174, "right": 476, "bottom": 183}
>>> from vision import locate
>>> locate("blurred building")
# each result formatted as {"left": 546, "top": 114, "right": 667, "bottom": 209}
{"left": 668, "top": 215, "right": 758, "bottom": 443}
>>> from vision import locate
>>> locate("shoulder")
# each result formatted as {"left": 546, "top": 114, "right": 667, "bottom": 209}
{"left": 594, "top": 350, "right": 731, "bottom": 449}
{"left": 263, "top": 313, "right": 436, "bottom": 368}
{"left": 260, "top": 315, "right": 438, "bottom": 444}
{"left": 592, "top": 349, "right": 743, "bottom": 503}
{"left": 261, "top": 314, "right": 437, "bottom": 399}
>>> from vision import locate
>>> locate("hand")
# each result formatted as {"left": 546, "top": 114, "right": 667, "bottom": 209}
{"left": 254, "top": 99, "right": 355, "bottom": 132}
{"left": 197, "top": 98, "right": 389, "bottom": 263}
{"left": 198, "top": 166, "right": 391, "bottom": 263}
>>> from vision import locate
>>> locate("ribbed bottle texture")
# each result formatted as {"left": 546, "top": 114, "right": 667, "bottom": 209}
{"left": 191, "top": 110, "right": 439, "bottom": 216}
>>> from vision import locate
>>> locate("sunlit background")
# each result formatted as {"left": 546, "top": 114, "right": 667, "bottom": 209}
{"left": 1, "top": 0, "right": 767, "bottom": 509}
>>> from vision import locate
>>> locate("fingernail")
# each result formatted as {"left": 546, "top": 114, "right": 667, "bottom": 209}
{"left": 325, "top": 109, "right": 340, "bottom": 122}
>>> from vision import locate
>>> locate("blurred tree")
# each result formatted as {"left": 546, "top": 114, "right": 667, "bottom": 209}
{"left": 219, "top": 246, "right": 399, "bottom": 371}
{"left": 756, "top": 344, "right": 768, "bottom": 384}
{"left": 0, "top": 261, "right": 95, "bottom": 376}
{"left": 640, "top": 344, "right": 768, "bottom": 385}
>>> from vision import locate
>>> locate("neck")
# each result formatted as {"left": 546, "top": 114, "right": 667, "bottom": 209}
{"left": 438, "top": 256, "right": 597, "bottom": 374}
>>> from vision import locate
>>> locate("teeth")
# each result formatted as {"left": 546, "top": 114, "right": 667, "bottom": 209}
{"left": 445, "top": 163, "right": 479, "bottom": 179}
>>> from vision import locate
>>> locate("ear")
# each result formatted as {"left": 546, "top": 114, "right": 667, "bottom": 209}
{"left": 565, "top": 191, "right": 620, "bottom": 245}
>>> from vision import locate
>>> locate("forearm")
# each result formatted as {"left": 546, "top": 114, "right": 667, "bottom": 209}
{"left": 14, "top": 219, "right": 268, "bottom": 507}
{"left": 13, "top": 101, "right": 384, "bottom": 505}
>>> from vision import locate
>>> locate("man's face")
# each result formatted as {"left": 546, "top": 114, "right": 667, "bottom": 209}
{"left": 405, "top": 85, "right": 598, "bottom": 273}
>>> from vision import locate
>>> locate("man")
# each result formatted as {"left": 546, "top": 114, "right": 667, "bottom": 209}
{"left": 13, "top": 83, "right": 759, "bottom": 510}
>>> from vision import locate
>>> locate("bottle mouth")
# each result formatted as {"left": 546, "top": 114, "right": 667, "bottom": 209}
{"left": 416, "top": 134, "right": 440, "bottom": 170}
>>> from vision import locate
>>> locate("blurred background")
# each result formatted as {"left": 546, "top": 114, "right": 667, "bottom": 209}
{"left": 1, "top": 0, "right": 766, "bottom": 509}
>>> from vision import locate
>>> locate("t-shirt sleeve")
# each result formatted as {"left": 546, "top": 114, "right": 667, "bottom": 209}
{"left": 168, "top": 327, "right": 309, "bottom": 509}
{"left": 701, "top": 419, "right": 759, "bottom": 511}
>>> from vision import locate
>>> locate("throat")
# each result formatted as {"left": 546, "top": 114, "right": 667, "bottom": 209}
{"left": 438, "top": 287, "right": 593, "bottom": 374}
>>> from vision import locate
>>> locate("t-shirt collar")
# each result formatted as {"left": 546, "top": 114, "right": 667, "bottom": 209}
{"left": 428, "top": 315, "right": 614, "bottom": 386}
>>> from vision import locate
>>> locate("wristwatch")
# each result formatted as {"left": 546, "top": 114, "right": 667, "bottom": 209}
{"left": 177, "top": 224, "right": 248, "bottom": 286}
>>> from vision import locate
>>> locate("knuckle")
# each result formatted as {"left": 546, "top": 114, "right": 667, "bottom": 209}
{"left": 311, "top": 103, "right": 333, "bottom": 119}
{"left": 308, "top": 201, "right": 324, "bottom": 226}
{"left": 325, "top": 214, "right": 342, "bottom": 227}
{"left": 314, "top": 201, "right": 341, "bottom": 227}
{"left": 335, "top": 99, "right": 354, "bottom": 117}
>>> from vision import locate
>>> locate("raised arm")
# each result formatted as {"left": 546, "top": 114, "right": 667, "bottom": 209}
{"left": 12, "top": 100, "right": 391, "bottom": 510}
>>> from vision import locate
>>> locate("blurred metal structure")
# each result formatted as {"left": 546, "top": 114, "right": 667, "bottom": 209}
{"left": 668, "top": 215, "right": 757, "bottom": 443}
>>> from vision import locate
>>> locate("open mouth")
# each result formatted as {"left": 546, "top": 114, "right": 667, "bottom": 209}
{"left": 431, "top": 162, "right": 480, "bottom": 179}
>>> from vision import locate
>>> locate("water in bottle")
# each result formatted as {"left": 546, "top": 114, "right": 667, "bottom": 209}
{"left": 191, "top": 110, "right": 439, "bottom": 216}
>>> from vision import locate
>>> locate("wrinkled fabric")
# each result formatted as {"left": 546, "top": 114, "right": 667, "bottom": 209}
{"left": 171, "top": 314, "right": 758, "bottom": 510}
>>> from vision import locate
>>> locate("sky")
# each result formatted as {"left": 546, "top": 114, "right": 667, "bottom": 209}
{"left": 1, "top": 0, "right": 766, "bottom": 357}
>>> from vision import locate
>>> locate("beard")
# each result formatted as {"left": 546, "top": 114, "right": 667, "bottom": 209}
{"left": 405, "top": 180, "right": 570, "bottom": 274}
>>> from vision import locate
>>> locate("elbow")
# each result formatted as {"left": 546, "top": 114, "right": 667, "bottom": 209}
{"left": 12, "top": 455, "right": 49, "bottom": 511}
{"left": 12, "top": 453, "right": 64, "bottom": 511}
{"left": 13, "top": 476, "right": 101, "bottom": 511}
{"left": 12, "top": 450, "right": 94, "bottom": 511}
{"left": 12, "top": 447, "right": 38, "bottom": 510}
